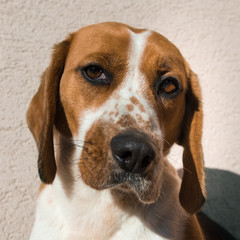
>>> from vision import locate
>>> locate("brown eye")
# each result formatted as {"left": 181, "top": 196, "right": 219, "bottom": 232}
{"left": 156, "top": 76, "right": 181, "bottom": 99}
{"left": 160, "top": 79, "right": 178, "bottom": 93}
{"left": 85, "top": 65, "right": 105, "bottom": 79}
{"left": 80, "top": 64, "right": 112, "bottom": 85}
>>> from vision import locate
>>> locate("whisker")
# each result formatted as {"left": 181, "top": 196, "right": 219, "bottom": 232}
{"left": 162, "top": 137, "right": 170, "bottom": 146}
{"left": 72, "top": 139, "right": 93, "bottom": 145}
{"left": 182, "top": 167, "right": 193, "bottom": 175}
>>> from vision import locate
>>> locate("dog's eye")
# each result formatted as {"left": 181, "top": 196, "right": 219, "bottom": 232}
{"left": 156, "top": 76, "right": 181, "bottom": 98}
{"left": 85, "top": 66, "right": 105, "bottom": 79}
{"left": 160, "top": 79, "right": 178, "bottom": 93}
{"left": 80, "top": 64, "right": 111, "bottom": 85}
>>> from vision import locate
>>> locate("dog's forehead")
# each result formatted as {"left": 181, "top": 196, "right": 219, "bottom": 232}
{"left": 66, "top": 22, "right": 132, "bottom": 67}
{"left": 66, "top": 22, "right": 185, "bottom": 70}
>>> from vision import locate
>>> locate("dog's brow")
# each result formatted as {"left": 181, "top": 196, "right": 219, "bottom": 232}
{"left": 79, "top": 52, "right": 117, "bottom": 65}
{"left": 159, "top": 58, "right": 172, "bottom": 71}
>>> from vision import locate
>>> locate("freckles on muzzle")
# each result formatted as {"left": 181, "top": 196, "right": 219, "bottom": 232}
{"left": 78, "top": 116, "right": 164, "bottom": 203}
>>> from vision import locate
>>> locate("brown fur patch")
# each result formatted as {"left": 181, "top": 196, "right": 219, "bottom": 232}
{"left": 38, "top": 183, "right": 46, "bottom": 195}
{"left": 116, "top": 114, "right": 138, "bottom": 128}
{"left": 60, "top": 23, "right": 131, "bottom": 136}
{"left": 79, "top": 121, "right": 116, "bottom": 189}
{"left": 135, "top": 113, "right": 145, "bottom": 124}
{"left": 183, "top": 215, "right": 204, "bottom": 240}
{"left": 130, "top": 96, "right": 139, "bottom": 105}
{"left": 130, "top": 96, "right": 146, "bottom": 113}
{"left": 139, "top": 31, "right": 188, "bottom": 150}
{"left": 126, "top": 104, "right": 134, "bottom": 112}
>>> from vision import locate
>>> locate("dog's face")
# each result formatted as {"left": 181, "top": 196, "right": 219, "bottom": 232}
{"left": 27, "top": 22, "right": 205, "bottom": 214}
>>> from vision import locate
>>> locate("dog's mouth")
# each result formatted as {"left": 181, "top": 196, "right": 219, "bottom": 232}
{"left": 108, "top": 161, "right": 163, "bottom": 203}
{"left": 107, "top": 170, "right": 151, "bottom": 190}
{"left": 79, "top": 159, "right": 162, "bottom": 204}
{"left": 78, "top": 123, "right": 163, "bottom": 203}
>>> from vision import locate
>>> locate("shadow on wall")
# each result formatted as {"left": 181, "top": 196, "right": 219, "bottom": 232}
{"left": 202, "top": 168, "right": 240, "bottom": 239}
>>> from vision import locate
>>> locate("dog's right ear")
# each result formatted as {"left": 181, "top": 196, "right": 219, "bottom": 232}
{"left": 26, "top": 35, "right": 72, "bottom": 184}
{"left": 177, "top": 67, "right": 206, "bottom": 214}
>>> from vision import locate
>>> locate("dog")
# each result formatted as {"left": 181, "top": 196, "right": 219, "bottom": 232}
{"left": 27, "top": 22, "right": 207, "bottom": 240}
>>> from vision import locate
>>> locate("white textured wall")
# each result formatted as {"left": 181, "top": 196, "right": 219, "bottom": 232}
{"left": 1, "top": 0, "right": 240, "bottom": 239}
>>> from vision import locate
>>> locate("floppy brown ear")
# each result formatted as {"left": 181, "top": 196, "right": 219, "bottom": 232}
{"left": 177, "top": 69, "right": 206, "bottom": 214}
{"left": 26, "top": 36, "right": 72, "bottom": 184}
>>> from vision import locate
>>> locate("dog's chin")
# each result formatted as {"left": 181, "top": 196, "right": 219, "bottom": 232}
{"left": 107, "top": 171, "right": 162, "bottom": 204}
{"left": 82, "top": 168, "right": 162, "bottom": 204}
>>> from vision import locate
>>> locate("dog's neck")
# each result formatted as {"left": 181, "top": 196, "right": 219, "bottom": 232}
{"left": 46, "top": 133, "right": 188, "bottom": 239}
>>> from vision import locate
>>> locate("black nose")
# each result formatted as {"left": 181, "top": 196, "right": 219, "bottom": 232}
{"left": 110, "top": 132, "right": 155, "bottom": 173}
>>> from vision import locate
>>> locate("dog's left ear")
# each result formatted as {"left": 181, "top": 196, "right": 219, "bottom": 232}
{"left": 177, "top": 67, "right": 206, "bottom": 214}
{"left": 26, "top": 35, "right": 72, "bottom": 184}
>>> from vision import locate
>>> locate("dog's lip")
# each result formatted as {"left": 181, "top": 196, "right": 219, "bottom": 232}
{"left": 106, "top": 169, "right": 151, "bottom": 190}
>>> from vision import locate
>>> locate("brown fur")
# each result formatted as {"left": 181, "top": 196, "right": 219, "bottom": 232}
{"left": 27, "top": 35, "right": 72, "bottom": 183}
{"left": 184, "top": 215, "right": 205, "bottom": 240}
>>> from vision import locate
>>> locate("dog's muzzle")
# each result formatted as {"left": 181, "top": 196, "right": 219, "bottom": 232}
{"left": 110, "top": 131, "right": 156, "bottom": 174}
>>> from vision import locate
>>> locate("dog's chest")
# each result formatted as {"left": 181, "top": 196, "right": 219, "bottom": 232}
{"left": 30, "top": 182, "right": 170, "bottom": 240}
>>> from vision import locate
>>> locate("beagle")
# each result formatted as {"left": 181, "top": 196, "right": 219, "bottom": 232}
{"left": 27, "top": 22, "right": 206, "bottom": 240}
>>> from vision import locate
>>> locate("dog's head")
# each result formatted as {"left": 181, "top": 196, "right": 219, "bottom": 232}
{"left": 27, "top": 22, "right": 205, "bottom": 214}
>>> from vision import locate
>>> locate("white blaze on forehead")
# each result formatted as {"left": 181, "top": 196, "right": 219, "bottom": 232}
{"left": 128, "top": 30, "right": 151, "bottom": 71}
{"left": 119, "top": 30, "right": 151, "bottom": 94}
{"left": 112, "top": 29, "right": 158, "bottom": 126}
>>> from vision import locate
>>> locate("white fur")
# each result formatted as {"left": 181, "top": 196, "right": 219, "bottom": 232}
{"left": 30, "top": 30, "right": 188, "bottom": 240}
